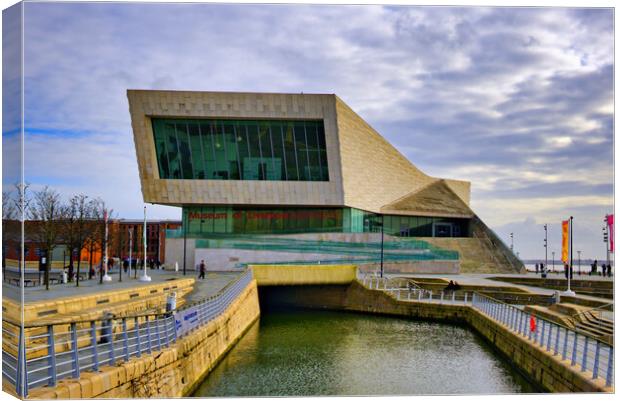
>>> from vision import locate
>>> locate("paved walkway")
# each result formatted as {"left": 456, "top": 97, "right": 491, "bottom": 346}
{"left": 2, "top": 268, "right": 242, "bottom": 304}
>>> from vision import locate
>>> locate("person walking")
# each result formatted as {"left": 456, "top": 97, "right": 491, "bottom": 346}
{"left": 535, "top": 263, "right": 539, "bottom": 274}
{"left": 199, "top": 259, "right": 206, "bottom": 280}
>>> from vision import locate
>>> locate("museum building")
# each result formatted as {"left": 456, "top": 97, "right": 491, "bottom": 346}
{"left": 128, "top": 90, "right": 522, "bottom": 273}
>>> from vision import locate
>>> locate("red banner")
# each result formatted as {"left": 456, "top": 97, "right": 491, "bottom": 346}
{"left": 561, "top": 220, "right": 569, "bottom": 264}
{"left": 607, "top": 214, "right": 614, "bottom": 253}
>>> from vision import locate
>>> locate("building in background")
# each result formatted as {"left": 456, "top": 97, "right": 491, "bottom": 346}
{"left": 128, "top": 90, "right": 523, "bottom": 273}
{"left": 2, "top": 219, "right": 181, "bottom": 273}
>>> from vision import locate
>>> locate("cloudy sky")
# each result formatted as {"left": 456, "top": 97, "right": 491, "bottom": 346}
{"left": 2, "top": 2, "right": 614, "bottom": 260}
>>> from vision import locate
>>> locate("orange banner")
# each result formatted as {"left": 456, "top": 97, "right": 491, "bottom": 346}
{"left": 561, "top": 220, "right": 569, "bottom": 263}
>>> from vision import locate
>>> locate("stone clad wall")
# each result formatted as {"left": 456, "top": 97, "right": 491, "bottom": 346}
{"left": 127, "top": 90, "right": 344, "bottom": 207}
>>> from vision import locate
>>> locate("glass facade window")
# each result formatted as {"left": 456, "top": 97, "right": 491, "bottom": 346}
{"left": 184, "top": 206, "right": 343, "bottom": 235}
{"left": 152, "top": 118, "right": 329, "bottom": 181}
{"left": 182, "top": 206, "right": 469, "bottom": 237}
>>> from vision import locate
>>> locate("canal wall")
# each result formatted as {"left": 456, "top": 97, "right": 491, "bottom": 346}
{"left": 29, "top": 279, "right": 260, "bottom": 399}
{"left": 258, "top": 281, "right": 611, "bottom": 393}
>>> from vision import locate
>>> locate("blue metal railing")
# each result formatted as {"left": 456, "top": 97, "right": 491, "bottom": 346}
{"left": 358, "top": 274, "right": 613, "bottom": 388}
{"left": 472, "top": 292, "right": 613, "bottom": 387}
{"left": 1, "top": 269, "right": 254, "bottom": 397}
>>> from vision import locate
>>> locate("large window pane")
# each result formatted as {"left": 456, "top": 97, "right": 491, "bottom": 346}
{"left": 188, "top": 123, "right": 205, "bottom": 179}
{"left": 152, "top": 118, "right": 328, "bottom": 181}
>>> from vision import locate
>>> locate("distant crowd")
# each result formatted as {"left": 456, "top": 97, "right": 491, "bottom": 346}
{"left": 533, "top": 259, "right": 612, "bottom": 278}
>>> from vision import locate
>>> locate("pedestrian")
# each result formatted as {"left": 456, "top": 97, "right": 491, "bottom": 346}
{"left": 199, "top": 259, "right": 206, "bottom": 279}
{"left": 535, "top": 263, "right": 539, "bottom": 274}
{"left": 564, "top": 263, "right": 569, "bottom": 279}
{"left": 593, "top": 259, "right": 598, "bottom": 275}
{"left": 123, "top": 259, "right": 129, "bottom": 273}
{"left": 608, "top": 264, "right": 612, "bottom": 277}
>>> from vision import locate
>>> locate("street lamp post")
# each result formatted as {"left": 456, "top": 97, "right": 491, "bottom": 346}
{"left": 380, "top": 215, "right": 385, "bottom": 278}
{"left": 544, "top": 224, "right": 548, "bottom": 273}
{"left": 128, "top": 228, "right": 132, "bottom": 278}
{"left": 139, "top": 206, "right": 151, "bottom": 282}
{"left": 102, "top": 209, "right": 112, "bottom": 282}
{"left": 604, "top": 216, "right": 611, "bottom": 272}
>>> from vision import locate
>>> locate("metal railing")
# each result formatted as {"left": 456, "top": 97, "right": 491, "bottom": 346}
{"left": 472, "top": 292, "right": 613, "bottom": 387}
{"left": 359, "top": 275, "right": 473, "bottom": 304}
{"left": 2, "top": 269, "right": 254, "bottom": 397}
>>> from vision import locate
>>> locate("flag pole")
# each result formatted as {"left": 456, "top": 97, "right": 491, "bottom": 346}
{"left": 139, "top": 205, "right": 152, "bottom": 282}
{"left": 563, "top": 216, "right": 575, "bottom": 296}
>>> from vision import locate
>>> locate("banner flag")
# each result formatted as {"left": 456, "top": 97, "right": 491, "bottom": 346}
{"left": 607, "top": 214, "right": 614, "bottom": 253}
{"left": 561, "top": 220, "right": 569, "bottom": 264}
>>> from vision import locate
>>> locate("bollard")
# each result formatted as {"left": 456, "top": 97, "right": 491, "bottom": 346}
{"left": 166, "top": 292, "right": 177, "bottom": 313}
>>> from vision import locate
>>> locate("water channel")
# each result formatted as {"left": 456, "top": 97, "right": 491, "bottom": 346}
{"left": 192, "top": 309, "right": 540, "bottom": 396}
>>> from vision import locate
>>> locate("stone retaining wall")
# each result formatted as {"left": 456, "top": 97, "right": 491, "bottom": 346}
{"left": 28, "top": 280, "right": 260, "bottom": 399}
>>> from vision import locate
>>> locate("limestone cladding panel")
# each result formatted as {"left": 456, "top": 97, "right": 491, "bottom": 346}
{"left": 335, "top": 97, "right": 471, "bottom": 212}
{"left": 128, "top": 90, "right": 345, "bottom": 206}
{"left": 335, "top": 97, "right": 433, "bottom": 213}
{"left": 442, "top": 178, "right": 471, "bottom": 206}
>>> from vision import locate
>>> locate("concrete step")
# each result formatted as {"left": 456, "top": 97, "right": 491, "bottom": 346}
{"left": 576, "top": 321, "right": 613, "bottom": 336}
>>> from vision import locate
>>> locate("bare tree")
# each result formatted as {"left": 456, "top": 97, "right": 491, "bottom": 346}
{"left": 61, "top": 194, "right": 100, "bottom": 286}
{"left": 88, "top": 200, "right": 115, "bottom": 284}
{"left": 28, "top": 186, "right": 63, "bottom": 290}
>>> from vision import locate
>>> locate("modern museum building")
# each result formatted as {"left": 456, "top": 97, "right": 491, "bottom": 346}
{"left": 128, "top": 90, "right": 522, "bottom": 273}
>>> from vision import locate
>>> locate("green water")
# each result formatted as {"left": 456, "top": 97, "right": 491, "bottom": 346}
{"left": 192, "top": 309, "right": 540, "bottom": 396}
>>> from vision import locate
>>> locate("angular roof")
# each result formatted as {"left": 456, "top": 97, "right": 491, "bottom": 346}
{"left": 380, "top": 179, "right": 474, "bottom": 218}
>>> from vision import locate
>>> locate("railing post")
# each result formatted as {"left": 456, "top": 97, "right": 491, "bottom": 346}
{"left": 464, "top": 292, "right": 468, "bottom": 304}
{"left": 546, "top": 324, "right": 552, "bottom": 351}
{"left": 91, "top": 321, "right": 99, "bottom": 371}
{"left": 146, "top": 316, "right": 152, "bottom": 353}
{"left": 71, "top": 322, "right": 80, "bottom": 378}
{"left": 554, "top": 323, "right": 560, "bottom": 355}
{"left": 605, "top": 346, "right": 613, "bottom": 386}
{"left": 135, "top": 316, "right": 142, "bottom": 357}
{"left": 562, "top": 327, "right": 569, "bottom": 360}
{"left": 571, "top": 332, "right": 578, "bottom": 366}
{"left": 540, "top": 320, "right": 546, "bottom": 346}
{"left": 122, "top": 318, "right": 129, "bottom": 362}
{"left": 592, "top": 340, "right": 601, "bottom": 379}
{"left": 47, "top": 325, "right": 57, "bottom": 387}
{"left": 107, "top": 320, "right": 115, "bottom": 366}
{"left": 16, "top": 325, "right": 28, "bottom": 398}
{"left": 156, "top": 316, "right": 163, "bottom": 350}
{"left": 581, "top": 336, "right": 589, "bottom": 372}
{"left": 518, "top": 311, "right": 523, "bottom": 334}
